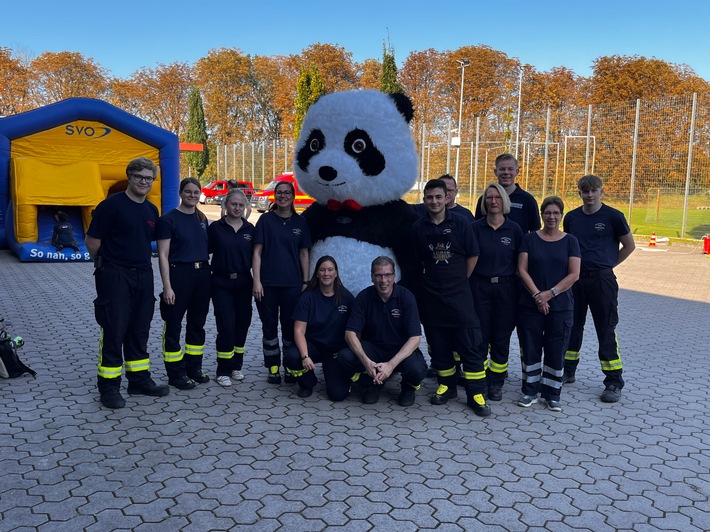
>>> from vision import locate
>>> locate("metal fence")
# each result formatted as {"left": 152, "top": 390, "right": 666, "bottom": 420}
{"left": 214, "top": 93, "right": 710, "bottom": 240}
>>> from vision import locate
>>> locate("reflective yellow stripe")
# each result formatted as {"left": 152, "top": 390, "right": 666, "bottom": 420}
{"left": 601, "top": 357, "right": 623, "bottom": 371}
{"left": 185, "top": 343, "right": 204, "bottom": 356}
{"left": 438, "top": 366, "right": 457, "bottom": 377}
{"left": 452, "top": 350, "right": 460, "bottom": 362}
{"left": 97, "top": 365, "right": 122, "bottom": 379}
{"left": 287, "top": 368, "right": 307, "bottom": 378}
{"left": 234, "top": 346, "right": 245, "bottom": 355}
{"left": 488, "top": 360, "right": 508, "bottom": 374}
{"left": 163, "top": 350, "right": 183, "bottom": 363}
{"left": 351, "top": 372, "right": 361, "bottom": 383}
{"left": 463, "top": 370, "right": 486, "bottom": 381}
{"left": 97, "top": 328, "right": 122, "bottom": 378}
{"left": 601, "top": 332, "right": 623, "bottom": 371}
{"left": 125, "top": 359, "right": 149, "bottom": 372}
{"left": 217, "top": 350, "right": 234, "bottom": 360}
{"left": 565, "top": 350, "right": 580, "bottom": 361}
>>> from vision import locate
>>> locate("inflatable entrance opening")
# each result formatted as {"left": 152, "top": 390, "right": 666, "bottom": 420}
{"left": 0, "top": 98, "right": 179, "bottom": 262}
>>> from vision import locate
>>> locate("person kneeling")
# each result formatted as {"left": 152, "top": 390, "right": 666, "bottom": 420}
{"left": 283, "top": 256, "right": 355, "bottom": 400}
{"left": 333, "top": 256, "right": 426, "bottom": 407}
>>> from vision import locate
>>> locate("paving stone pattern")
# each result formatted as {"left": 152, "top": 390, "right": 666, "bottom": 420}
{"left": 1, "top": 244, "right": 709, "bottom": 531}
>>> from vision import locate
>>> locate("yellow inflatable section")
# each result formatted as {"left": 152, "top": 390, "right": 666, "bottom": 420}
{"left": 10, "top": 158, "right": 105, "bottom": 243}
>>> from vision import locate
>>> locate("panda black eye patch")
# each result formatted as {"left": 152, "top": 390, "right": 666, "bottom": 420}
{"left": 343, "top": 129, "right": 386, "bottom": 176}
{"left": 297, "top": 129, "right": 326, "bottom": 172}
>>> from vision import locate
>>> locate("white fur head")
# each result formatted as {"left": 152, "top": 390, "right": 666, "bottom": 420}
{"left": 294, "top": 90, "right": 418, "bottom": 208}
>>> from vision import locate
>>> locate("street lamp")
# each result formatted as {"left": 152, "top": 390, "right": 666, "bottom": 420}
{"left": 454, "top": 58, "right": 470, "bottom": 181}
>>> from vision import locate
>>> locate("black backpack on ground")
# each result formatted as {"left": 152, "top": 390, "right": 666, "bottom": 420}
{"left": 0, "top": 330, "right": 36, "bottom": 379}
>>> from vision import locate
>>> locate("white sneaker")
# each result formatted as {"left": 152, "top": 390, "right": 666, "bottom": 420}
{"left": 216, "top": 375, "right": 232, "bottom": 387}
{"left": 230, "top": 370, "right": 245, "bottom": 381}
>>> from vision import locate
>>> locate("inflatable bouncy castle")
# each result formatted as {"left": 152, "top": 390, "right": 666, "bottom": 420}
{"left": 0, "top": 98, "right": 180, "bottom": 262}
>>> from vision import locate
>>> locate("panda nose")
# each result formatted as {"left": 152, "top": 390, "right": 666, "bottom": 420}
{"left": 319, "top": 166, "right": 337, "bottom": 182}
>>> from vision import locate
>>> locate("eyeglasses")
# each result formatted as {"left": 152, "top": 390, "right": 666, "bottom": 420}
{"left": 275, "top": 191, "right": 293, "bottom": 197}
{"left": 373, "top": 273, "right": 394, "bottom": 279}
{"left": 542, "top": 211, "right": 562, "bottom": 216}
{"left": 130, "top": 173, "right": 155, "bottom": 183}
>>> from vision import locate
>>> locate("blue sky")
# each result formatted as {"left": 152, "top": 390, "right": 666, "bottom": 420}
{"left": 3, "top": 0, "right": 709, "bottom": 80}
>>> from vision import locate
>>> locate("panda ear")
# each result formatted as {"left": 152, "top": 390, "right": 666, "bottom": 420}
{"left": 388, "top": 92, "right": 414, "bottom": 123}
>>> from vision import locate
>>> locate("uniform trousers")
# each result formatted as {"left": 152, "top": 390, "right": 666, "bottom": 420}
{"left": 425, "top": 325, "right": 487, "bottom": 396}
{"left": 211, "top": 274, "right": 253, "bottom": 376}
{"left": 333, "top": 340, "right": 427, "bottom": 399}
{"left": 160, "top": 264, "right": 211, "bottom": 378}
{"left": 517, "top": 305, "right": 572, "bottom": 402}
{"left": 255, "top": 285, "right": 301, "bottom": 368}
{"left": 471, "top": 277, "right": 518, "bottom": 386}
{"left": 283, "top": 340, "right": 347, "bottom": 401}
{"left": 93, "top": 262, "right": 155, "bottom": 390}
{"left": 565, "top": 270, "right": 624, "bottom": 389}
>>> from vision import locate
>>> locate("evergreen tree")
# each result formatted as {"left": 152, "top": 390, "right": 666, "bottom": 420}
{"left": 380, "top": 40, "right": 403, "bottom": 94}
{"left": 294, "top": 64, "right": 326, "bottom": 138}
{"left": 185, "top": 85, "right": 209, "bottom": 178}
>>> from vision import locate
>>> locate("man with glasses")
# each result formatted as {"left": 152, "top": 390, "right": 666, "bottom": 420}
{"left": 334, "top": 256, "right": 427, "bottom": 407}
{"left": 85, "top": 157, "right": 169, "bottom": 409}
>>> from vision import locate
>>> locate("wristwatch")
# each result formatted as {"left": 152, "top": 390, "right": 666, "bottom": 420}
{"left": 550, "top": 287, "right": 559, "bottom": 297}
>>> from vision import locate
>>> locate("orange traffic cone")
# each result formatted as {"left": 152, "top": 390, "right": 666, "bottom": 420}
{"left": 649, "top": 232, "right": 657, "bottom": 247}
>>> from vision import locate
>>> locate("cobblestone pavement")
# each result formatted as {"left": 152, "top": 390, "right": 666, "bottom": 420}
{"left": 1, "top": 241, "right": 709, "bottom": 531}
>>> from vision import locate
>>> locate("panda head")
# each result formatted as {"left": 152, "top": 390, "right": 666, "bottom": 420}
{"left": 294, "top": 90, "right": 418, "bottom": 208}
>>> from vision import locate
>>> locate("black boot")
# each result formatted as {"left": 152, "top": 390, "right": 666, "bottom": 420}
{"left": 98, "top": 376, "right": 125, "bottom": 409}
{"left": 127, "top": 372, "right": 170, "bottom": 397}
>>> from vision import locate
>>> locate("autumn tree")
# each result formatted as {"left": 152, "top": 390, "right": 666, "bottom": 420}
{"left": 0, "top": 47, "right": 31, "bottom": 115}
{"left": 358, "top": 59, "right": 381, "bottom": 90}
{"left": 246, "top": 55, "right": 290, "bottom": 140}
{"left": 185, "top": 86, "right": 209, "bottom": 177}
{"left": 589, "top": 55, "right": 709, "bottom": 103}
{"left": 193, "top": 48, "right": 253, "bottom": 144}
{"left": 123, "top": 62, "right": 192, "bottom": 135}
{"left": 298, "top": 43, "right": 357, "bottom": 93}
{"left": 380, "top": 41, "right": 403, "bottom": 94}
{"left": 444, "top": 46, "right": 520, "bottom": 129}
{"left": 522, "top": 66, "right": 585, "bottom": 140}
{"left": 400, "top": 49, "right": 446, "bottom": 135}
{"left": 293, "top": 64, "right": 326, "bottom": 138}
{"left": 29, "top": 51, "right": 108, "bottom": 107}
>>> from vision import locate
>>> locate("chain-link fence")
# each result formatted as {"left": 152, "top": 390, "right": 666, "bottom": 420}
{"left": 214, "top": 93, "right": 710, "bottom": 240}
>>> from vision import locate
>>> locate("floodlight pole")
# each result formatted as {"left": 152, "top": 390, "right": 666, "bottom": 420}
{"left": 454, "top": 58, "right": 470, "bottom": 181}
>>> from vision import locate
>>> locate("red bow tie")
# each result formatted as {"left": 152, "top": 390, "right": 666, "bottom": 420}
{"left": 326, "top": 199, "right": 362, "bottom": 212}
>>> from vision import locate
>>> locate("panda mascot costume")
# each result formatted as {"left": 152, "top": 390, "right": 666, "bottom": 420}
{"left": 294, "top": 90, "right": 420, "bottom": 295}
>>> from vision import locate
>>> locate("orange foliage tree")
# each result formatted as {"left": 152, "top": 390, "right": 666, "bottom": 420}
{"left": 29, "top": 51, "right": 108, "bottom": 107}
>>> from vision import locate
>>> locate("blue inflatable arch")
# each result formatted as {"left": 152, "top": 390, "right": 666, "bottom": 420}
{"left": 0, "top": 97, "right": 179, "bottom": 261}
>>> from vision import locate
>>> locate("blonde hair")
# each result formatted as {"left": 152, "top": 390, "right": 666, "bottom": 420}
{"left": 480, "top": 183, "right": 511, "bottom": 215}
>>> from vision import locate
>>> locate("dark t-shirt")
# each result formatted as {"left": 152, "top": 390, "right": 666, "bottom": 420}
{"left": 563, "top": 204, "right": 630, "bottom": 271}
{"left": 292, "top": 288, "right": 355, "bottom": 351}
{"left": 208, "top": 217, "right": 254, "bottom": 275}
{"left": 346, "top": 284, "right": 421, "bottom": 352}
{"left": 475, "top": 184, "right": 541, "bottom": 233}
{"left": 254, "top": 211, "right": 311, "bottom": 287}
{"left": 519, "top": 232, "right": 580, "bottom": 312}
{"left": 155, "top": 209, "right": 209, "bottom": 263}
{"left": 87, "top": 192, "right": 158, "bottom": 270}
{"left": 411, "top": 211, "right": 479, "bottom": 327}
{"left": 52, "top": 222, "right": 76, "bottom": 246}
{"left": 472, "top": 217, "right": 523, "bottom": 277}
